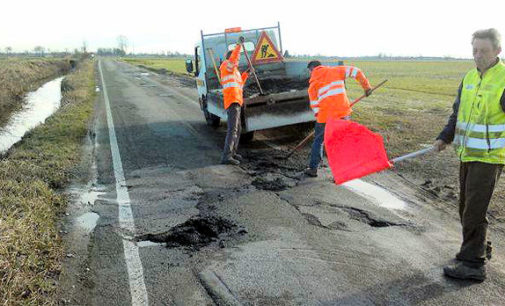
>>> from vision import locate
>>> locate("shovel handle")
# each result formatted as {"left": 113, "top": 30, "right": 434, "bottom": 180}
{"left": 240, "top": 42, "right": 264, "bottom": 95}
{"left": 349, "top": 79, "right": 388, "bottom": 107}
{"left": 286, "top": 131, "right": 315, "bottom": 158}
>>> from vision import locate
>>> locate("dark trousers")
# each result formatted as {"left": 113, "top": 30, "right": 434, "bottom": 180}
{"left": 309, "top": 122, "right": 325, "bottom": 169}
{"left": 221, "top": 103, "right": 241, "bottom": 161}
{"left": 458, "top": 161, "right": 503, "bottom": 268}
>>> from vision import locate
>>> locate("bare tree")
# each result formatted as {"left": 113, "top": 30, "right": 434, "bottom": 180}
{"left": 82, "top": 40, "right": 88, "bottom": 53}
{"left": 117, "top": 35, "right": 128, "bottom": 55}
{"left": 33, "top": 46, "right": 45, "bottom": 57}
{"left": 5, "top": 46, "right": 12, "bottom": 55}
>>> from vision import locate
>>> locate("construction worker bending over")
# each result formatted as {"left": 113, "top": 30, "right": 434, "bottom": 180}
{"left": 220, "top": 36, "right": 249, "bottom": 165}
{"left": 434, "top": 28, "right": 505, "bottom": 281}
{"left": 305, "top": 60, "right": 372, "bottom": 177}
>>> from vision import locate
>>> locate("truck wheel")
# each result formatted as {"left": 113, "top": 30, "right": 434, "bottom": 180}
{"left": 204, "top": 108, "right": 220, "bottom": 128}
{"left": 240, "top": 131, "right": 254, "bottom": 143}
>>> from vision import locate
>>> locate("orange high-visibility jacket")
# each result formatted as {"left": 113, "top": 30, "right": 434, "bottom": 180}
{"left": 308, "top": 65, "right": 371, "bottom": 123}
{"left": 220, "top": 44, "right": 249, "bottom": 109}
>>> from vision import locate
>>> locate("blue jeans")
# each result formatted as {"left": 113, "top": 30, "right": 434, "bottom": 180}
{"left": 309, "top": 122, "right": 325, "bottom": 169}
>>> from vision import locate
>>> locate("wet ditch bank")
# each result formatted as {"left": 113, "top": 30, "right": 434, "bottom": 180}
{"left": 0, "top": 76, "right": 64, "bottom": 154}
{"left": 0, "top": 59, "right": 72, "bottom": 126}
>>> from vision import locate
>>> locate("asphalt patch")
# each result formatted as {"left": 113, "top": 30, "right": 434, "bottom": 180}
{"left": 244, "top": 77, "right": 309, "bottom": 97}
{"left": 136, "top": 216, "right": 247, "bottom": 250}
{"left": 252, "top": 177, "right": 289, "bottom": 191}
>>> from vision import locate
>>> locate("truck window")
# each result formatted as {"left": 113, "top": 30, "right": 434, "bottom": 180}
{"left": 228, "top": 42, "right": 255, "bottom": 53}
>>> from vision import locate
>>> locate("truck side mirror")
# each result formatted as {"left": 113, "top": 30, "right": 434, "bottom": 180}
{"left": 185, "top": 59, "right": 194, "bottom": 73}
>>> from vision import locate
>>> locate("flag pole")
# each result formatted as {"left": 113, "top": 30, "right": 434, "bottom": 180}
{"left": 391, "top": 147, "right": 434, "bottom": 163}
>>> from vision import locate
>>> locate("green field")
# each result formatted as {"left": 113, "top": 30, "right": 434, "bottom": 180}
{"left": 122, "top": 57, "right": 189, "bottom": 75}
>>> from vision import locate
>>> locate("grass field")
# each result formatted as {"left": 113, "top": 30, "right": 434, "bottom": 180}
{"left": 122, "top": 57, "right": 189, "bottom": 75}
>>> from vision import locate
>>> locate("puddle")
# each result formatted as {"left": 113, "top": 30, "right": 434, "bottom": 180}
{"left": 0, "top": 77, "right": 64, "bottom": 153}
{"left": 75, "top": 212, "right": 99, "bottom": 233}
{"left": 342, "top": 179, "right": 407, "bottom": 210}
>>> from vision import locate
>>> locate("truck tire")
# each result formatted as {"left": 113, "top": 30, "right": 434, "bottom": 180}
{"left": 204, "top": 109, "right": 220, "bottom": 128}
{"left": 240, "top": 131, "right": 254, "bottom": 143}
{"left": 200, "top": 96, "right": 220, "bottom": 128}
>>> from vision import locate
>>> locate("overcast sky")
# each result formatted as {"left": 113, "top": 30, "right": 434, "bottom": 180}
{"left": 1, "top": 0, "right": 504, "bottom": 58}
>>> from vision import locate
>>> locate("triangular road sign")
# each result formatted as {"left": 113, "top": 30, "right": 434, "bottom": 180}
{"left": 252, "top": 31, "right": 283, "bottom": 64}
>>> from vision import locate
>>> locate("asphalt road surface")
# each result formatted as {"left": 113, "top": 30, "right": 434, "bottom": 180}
{"left": 59, "top": 59, "right": 505, "bottom": 305}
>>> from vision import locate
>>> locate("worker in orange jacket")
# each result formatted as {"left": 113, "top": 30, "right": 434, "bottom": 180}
{"left": 305, "top": 60, "right": 372, "bottom": 177}
{"left": 220, "top": 36, "right": 249, "bottom": 165}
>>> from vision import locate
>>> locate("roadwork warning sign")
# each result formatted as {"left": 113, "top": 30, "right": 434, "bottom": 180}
{"left": 252, "top": 31, "right": 283, "bottom": 64}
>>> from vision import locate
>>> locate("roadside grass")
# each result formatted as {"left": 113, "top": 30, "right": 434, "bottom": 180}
{"left": 122, "top": 57, "right": 189, "bottom": 75}
{"left": 0, "top": 60, "right": 95, "bottom": 304}
{"left": 0, "top": 58, "right": 71, "bottom": 126}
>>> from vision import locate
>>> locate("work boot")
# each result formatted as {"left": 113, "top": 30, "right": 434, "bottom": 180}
{"left": 443, "top": 262, "right": 486, "bottom": 281}
{"left": 233, "top": 154, "right": 243, "bottom": 161}
{"left": 221, "top": 157, "right": 240, "bottom": 165}
{"left": 304, "top": 167, "right": 317, "bottom": 177}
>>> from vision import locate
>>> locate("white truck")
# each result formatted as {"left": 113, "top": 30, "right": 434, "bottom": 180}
{"left": 186, "top": 23, "right": 341, "bottom": 140}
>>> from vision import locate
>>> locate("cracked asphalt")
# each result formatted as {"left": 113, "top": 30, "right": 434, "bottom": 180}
{"left": 59, "top": 59, "right": 505, "bottom": 305}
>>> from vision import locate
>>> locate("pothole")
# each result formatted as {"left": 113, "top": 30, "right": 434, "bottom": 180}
{"left": 337, "top": 206, "right": 409, "bottom": 228}
{"left": 252, "top": 176, "right": 291, "bottom": 191}
{"left": 136, "top": 216, "right": 247, "bottom": 250}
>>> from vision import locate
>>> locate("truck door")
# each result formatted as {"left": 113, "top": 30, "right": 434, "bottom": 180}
{"left": 195, "top": 45, "right": 207, "bottom": 98}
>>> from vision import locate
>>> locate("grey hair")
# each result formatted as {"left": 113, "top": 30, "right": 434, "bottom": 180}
{"left": 472, "top": 28, "right": 501, "bottom": 50}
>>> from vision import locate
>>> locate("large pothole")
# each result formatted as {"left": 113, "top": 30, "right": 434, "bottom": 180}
{"left": 136, "top": 216, "right": 247, "bottom": 250}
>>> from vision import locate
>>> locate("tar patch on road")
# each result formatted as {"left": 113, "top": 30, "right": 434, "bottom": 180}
{"left": 136, "top": 216, "right": 247, "bottom": 250}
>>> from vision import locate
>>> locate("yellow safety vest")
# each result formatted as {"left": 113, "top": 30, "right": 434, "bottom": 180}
{"left": 454, "top": 60, "right": 505, "bottom": 164}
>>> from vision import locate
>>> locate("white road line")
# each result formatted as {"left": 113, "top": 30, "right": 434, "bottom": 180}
{"left": 98, "top": 61, "right": 149, "bottom": 306}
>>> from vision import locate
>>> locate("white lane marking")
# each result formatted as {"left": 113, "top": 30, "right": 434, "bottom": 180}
{"left": 342, "top": 179, "right": 407, "bottom": 210}
{"left": 99, "top": 61, "right": 149, "bottom": 306}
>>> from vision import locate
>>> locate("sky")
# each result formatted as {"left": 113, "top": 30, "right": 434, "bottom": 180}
{"left": 1, "top": 0, "right": 504, "bottom": 58}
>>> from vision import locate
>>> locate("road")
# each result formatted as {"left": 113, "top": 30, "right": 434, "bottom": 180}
{"left": 59, "top": 59, "right": 505, "bottom": 305}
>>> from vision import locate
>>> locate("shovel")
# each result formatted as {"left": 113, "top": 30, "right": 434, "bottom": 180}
{"left": 284, "top": 79, "right": 388, "bottom": 159}
{"left": 239, "top": 40, "right": 265, "bottom": 96}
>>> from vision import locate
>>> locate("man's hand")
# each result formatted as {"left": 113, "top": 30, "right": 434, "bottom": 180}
{"left": 238, "top": 36, "right": 245, "bottom": 44}
{"left": 433, "top": 139, "right": 448, "bottom": 152}
{"left": 365, "top": 89, "right": 372, "bottom": 97}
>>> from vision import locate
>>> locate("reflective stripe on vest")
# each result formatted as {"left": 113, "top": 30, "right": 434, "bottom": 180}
{"left": 318, "top": 81, "right": 345, "bottom": 96}
{"left": 317, "top": 87, "right": 345, "bottom": 102}
{"left": 456, "top": 121, "right": 505, "bottom": 133}
{"left": 221, "top": 75, "right": 237, "bottom": 82}
{"left": 454, "top": 135, "right": 505, "bottom": 150}
{"left": 222, "top": 82, "right": 241, "bottom": 89}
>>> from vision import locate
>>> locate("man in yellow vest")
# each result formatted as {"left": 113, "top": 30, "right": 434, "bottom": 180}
{"left": 434, "top": 28, "right": 504, "bottom": 281}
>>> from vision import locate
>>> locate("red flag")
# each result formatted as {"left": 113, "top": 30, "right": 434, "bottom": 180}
{"left": 324, "top": 119, "right": 392, "bottom": 184}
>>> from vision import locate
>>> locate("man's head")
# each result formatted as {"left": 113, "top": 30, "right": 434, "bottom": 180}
{"left": 472, "top": 28, "right": 502, "bottom": 71}
{"left": 307, "top": 60, "right": 322, "bottom": 73}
